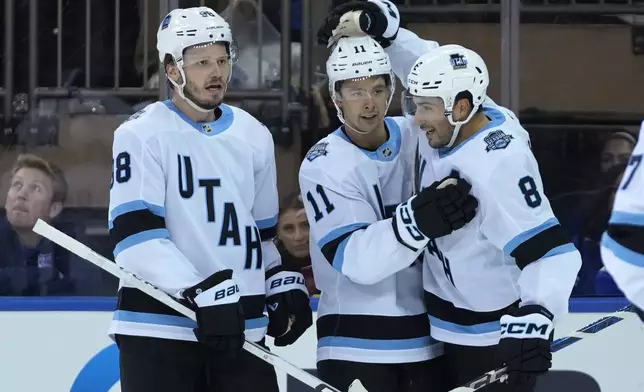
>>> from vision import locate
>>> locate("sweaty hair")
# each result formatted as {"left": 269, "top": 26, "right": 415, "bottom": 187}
{"left": 11, "top": 154, "right": 68, "bottom": 204}
{"left": 455, "top": 91, "right": 484, "bottom": 114}
{"left": 164, "top": 54, "right": 177, "bottom": 91}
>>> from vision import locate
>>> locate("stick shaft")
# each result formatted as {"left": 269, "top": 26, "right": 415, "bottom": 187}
{"left": 32, "top": 219, "right": 342, "bottom": 392}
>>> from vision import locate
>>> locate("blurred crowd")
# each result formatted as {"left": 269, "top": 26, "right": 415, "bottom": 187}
{"left": 0, "top": 0, "right": 641, "bottom": 299}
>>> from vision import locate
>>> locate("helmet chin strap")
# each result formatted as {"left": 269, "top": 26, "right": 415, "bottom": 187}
{"left": 170, "top": 64, "right": 230, "bottom": 114}
{"left": 443, "top": 103, "right": 479, "bottom": 148}
{"left": 331, "top": 89, "right": 394, "bottom": 136}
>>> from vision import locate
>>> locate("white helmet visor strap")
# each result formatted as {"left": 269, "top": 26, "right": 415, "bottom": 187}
{"left": 445, "top": 100, "right": 479, "bottom": 148}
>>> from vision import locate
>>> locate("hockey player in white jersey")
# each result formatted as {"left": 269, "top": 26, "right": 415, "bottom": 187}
{"left": 108, "top": 7, "right": 311, "bottom": 392}
{"left": 401, "top": 45, "right": 582, "bottom": 392}
{"left": 320, "top": 2, "right": 583, "bottom": 390}
{"left": 601, "top": 122, "right": 644, "bottom": 321}
{"left": 304, "top": 23, "right": 478, "bottom": 392}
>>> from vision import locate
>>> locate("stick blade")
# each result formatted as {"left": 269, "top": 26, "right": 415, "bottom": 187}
{"left": 348, "top": 379, "right": 369, "bottom": 392}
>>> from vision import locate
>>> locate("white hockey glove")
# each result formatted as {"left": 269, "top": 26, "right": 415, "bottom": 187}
{"left": 317, "top": 0, "right": 400, "bottom": 48}
{"left": 497, "top": 305, "right": 554, "bottom": 389}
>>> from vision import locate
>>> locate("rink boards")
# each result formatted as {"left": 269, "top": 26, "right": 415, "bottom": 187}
{"left": 0, "top": 297, "right": 642, "bottom": 392}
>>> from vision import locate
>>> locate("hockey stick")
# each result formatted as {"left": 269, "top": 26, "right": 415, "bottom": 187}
{"left": 449, "top": 304, "right": 640, "bottom": 391}
{"left": 32, "top": 219, "right": 367, "bottom": 392}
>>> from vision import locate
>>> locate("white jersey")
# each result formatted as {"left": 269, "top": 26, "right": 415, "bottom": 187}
{"left": 601, "top": 122, "right": 644, "bottom": 310}
{"left": 416, "top": 101, "right": 581, "bottom": 346}
{"left": 386, "top": 27, "right": 581, "bottom": 347}
{"left": 107, "top": 100, "right": 281, "bottom": 343}
{"left": 299, "top": 117, "right": 442, "bottom": 364}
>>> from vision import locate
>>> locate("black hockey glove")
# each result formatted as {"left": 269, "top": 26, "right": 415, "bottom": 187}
{"left": 317, "top": 0, "right": 400, "bottom": 48}
{"left": 265, "top": 265, "right": 313, "bottom": 347}
{"left": 182, "top": 269, "right": 245, "bottom": 356}
{"left": 636, "top": 306, "right": 644, "bottom": 323}
{"left": 497, "top": 305, "right": 554, "bottom": 389}
{"left": 392, "top": 174, "right": 478, "bottom": 251}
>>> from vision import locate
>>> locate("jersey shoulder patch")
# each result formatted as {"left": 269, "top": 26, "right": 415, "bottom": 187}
{"left": 306, "top": 141, "right": 330, "bottom": 162}
{"left": 483, "top": 129, "right": 514, "bottom": 152}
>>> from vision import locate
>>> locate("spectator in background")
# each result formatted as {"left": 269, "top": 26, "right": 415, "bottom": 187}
{"left": 600, "top": 131, "right": 636, "bottom": 174}
{"left": 276, "top": 192, "right": 319, "bottom": 296}
{"left": 0, "top": 155, "right": 96, "bottom": 296}
{"left": 571, "top": 163, "right": 627, "bottom": 296}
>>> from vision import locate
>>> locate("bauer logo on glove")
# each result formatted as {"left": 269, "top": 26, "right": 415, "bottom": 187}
{"left": 265, "top": 266, "right": 313, "bottom": 347}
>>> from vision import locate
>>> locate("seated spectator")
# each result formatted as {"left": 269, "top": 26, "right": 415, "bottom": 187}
{"left": 276, "top": 191, "right": 319, "bottom": 296}
{"left": 0, "top": 154, "right": 99, "bottom": 296}
{"left": 600, "top": 131, "right": 636, "bottom": 174}
{"left": 571, "top": 163, "right": 626, "bottom": 296}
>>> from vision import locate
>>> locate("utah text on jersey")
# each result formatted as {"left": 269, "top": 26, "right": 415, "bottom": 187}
{"left": 108, "top": 100, "right": 282, "bottom": 343}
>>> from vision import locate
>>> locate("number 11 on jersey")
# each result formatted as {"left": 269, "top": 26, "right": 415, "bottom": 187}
{"left": 306, "top": 185, "right": 335, "bottom": 222}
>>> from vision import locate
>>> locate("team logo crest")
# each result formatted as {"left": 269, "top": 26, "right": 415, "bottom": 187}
{"left": 450, "top": 53, "right": 468, "bottom": 70}
{"left": 484, "top": 130, "right": 514, "bottom": 152}
{"left": 381, "top": 147, "right": 392, "bottom": 158}
{"left": 306, "top": 142, "right": 329, "bottom": 161}
{"left": 161, "top": 14, "right": 171, "bottom": 30}
{"left": 202, "top": 124, "right": 212, "bottom": 133}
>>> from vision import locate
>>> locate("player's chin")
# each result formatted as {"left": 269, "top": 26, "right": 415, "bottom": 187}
{"left": 358, "top": 116, "right": 381, "bottom": 132}
{"left": 426, "top": 134, "right": 444, "bottom": 148}
{"left": 197, "top": 96, "right": 223, "bottom": 110}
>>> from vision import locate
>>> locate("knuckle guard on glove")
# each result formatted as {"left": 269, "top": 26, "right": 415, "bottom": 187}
{"left": 316, "top": 0, "right": 400, "bottom": 48}
{"left": 317, "top": 0, "right": 371, "bottom": 45}
{"left": 182, "top": 269, "right": 245, "bottom": 354}
{"left": 265, "top": 266, "right": 313, "bottom": 347}
{"left": 393, "top": 175, "right": 478, "bottom": 247}
{"left": 497, "top": 305, "right": 554, "bottom": 387}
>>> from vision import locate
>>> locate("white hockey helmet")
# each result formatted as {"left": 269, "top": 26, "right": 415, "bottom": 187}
{"left": 157, "top": 7, "right": 236, "bottom": 112}
{"left": 326, "top": 36, "right": 395, "bottom": 130}
{"left": 404, "top": 44, "right": 489, "bottom": 147}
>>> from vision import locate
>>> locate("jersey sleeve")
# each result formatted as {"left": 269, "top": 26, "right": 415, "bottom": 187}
{"left": 601, "top": 126, "right": 644, "bottom": 309}
{"left": 480, "top": 149, "right": 582, "bottom": 321}
{"left": 298, "top": 164, "right": 422, "bottom": 285}
{"left": 251, "top": 127, "right": 281, "bottom": 272}
{"left": 385, "top": 28, "right": 440, "bottom": 88}
{"left": 109, "top": 128, "right": 202, "bottom": 298}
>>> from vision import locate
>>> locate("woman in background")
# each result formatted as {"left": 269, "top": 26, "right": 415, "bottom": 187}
{"left": 276, "top": 192, "right": 319, "bottom": 297}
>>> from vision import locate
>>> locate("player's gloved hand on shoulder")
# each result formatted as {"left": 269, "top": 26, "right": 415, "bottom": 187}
{"left": 317, "top": 0, "right": 400, "bottom": 48}
{"left": 182, "top": 269, "right": 245, "bottom": 355}
{"left": 392, "top": 174, "right": 478, "bottom": 251}
{"left": 497, "top": 305, "right": 554, "bottom": 388}
{"left": 265, "top": 265, "right": 313, "bottom": 347}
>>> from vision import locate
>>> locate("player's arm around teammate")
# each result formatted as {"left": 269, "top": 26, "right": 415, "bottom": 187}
{"left": 402, "top": 47, "right": 582, "bottom": 391}
{"left": 328, "top": 2, "right": 583, "bottom": 389}
{"left": 299, "top": 31, "right": 477, "bottom": 392}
